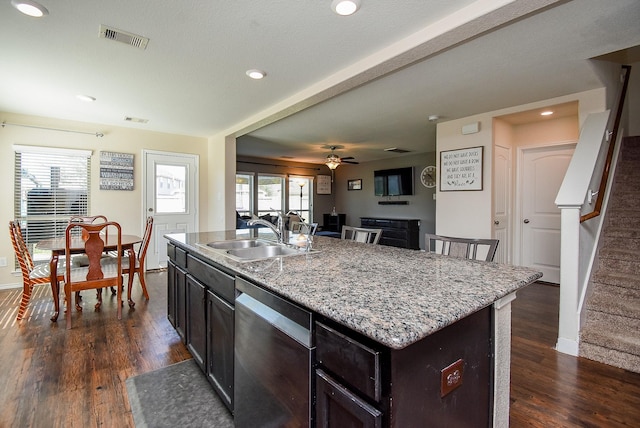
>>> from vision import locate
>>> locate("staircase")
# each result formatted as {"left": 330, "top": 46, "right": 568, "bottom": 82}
{"left": 580, "top": 136, "right": 640, "bottom": 373}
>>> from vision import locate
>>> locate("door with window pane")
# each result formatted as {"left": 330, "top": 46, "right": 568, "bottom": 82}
{"left": 144, "top": 150, "right": 198, "bottom": 269}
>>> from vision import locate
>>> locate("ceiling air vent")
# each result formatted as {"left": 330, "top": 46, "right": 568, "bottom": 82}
{"left": 124, "top": 116, "right": 149, "bottom": 124}
{"left": 384, "top": 147, "right": 410, "bottom": 153}
{"left": 99, "top": 25, "right": 149, "bottom": 50}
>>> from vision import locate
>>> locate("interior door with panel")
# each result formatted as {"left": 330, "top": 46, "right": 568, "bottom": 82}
{"left": 493, "top": 144, "right": 512, "bottom": 264}
{"left": 143, "top": 150, "right": 199, "bottom": 269}
{"left": 519, "top": 143, "right": 575, "bottom": 283}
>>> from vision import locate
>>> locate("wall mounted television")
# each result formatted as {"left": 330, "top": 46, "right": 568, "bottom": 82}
{"left": 374, "top": 166, "right": 414, "bottom": 196}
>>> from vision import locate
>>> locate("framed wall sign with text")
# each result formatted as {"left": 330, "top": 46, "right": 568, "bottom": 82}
{"left": 317, "top": 175, "right": 332, "bottom": 194}
{"left": 440, "top": 146, "right": 483, "bottom": 191}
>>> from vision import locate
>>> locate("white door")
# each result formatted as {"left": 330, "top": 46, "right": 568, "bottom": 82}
{"left": 519, "top": 144, "right": 575, "bottom": 283}
{"left": 143, "top": 150, "right": 199, "bottom": 269}
{"left": 493, "top": 145, "right": 511, "bottom": 264}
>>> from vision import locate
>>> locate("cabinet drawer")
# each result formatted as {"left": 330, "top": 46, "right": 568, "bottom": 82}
{"left": 175, "top": 246, "right": 187, "bottom": 269}
{"left": 187, "top": 254, "right": 235, "bottom": 304}
{"left": 316, "top": 322, "right": 381, "bottom": 402}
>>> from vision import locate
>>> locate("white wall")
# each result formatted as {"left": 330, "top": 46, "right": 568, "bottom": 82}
{"left": 0, "top": 111, "right": 208, "bottom": 287}
{"left": 435, "top": 89, "right": 606, "bottom": 243}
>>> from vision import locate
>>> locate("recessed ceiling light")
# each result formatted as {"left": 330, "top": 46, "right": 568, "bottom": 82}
{"left": 246, "top": 69, "right": 266, "bottom": 79}
{"left": 76, "top": 94, "right": 96, "bottom": 102}
{"left": 540, "top": 110, "right": 554, "bottom": 116}
{"left": 11, "top": 0, "right": 49, "bottom": 17}
{"left": 331, "top": 0, "right": 361, "bottom": 16}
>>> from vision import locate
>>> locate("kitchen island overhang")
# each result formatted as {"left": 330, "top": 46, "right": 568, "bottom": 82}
{"left": 165, "top": 230, "right": 542, "bottom": 427}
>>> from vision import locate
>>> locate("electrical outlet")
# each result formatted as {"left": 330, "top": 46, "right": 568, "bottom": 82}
{"left": 440, "top": 358, "right": 464, "bottom": 397}
{"left": 0, "top": 257, "right": 7, "bottom": 267}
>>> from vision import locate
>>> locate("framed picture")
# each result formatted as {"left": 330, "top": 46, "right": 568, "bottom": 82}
{"left": 347, "top": 179, "right": 362, "bottom": 191}
{"left": 317, "top": 175, "right": 332, "bottom": 194}
{"left": 99, "top": 151, "right": 134, "bottom": 190}
{"left": 440, "top": 146, "right": 483, "bottom": 191}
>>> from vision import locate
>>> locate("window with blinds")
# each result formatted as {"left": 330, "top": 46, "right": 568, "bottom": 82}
{"left": 14, "top": 146, "right": 92, "bottom": 260}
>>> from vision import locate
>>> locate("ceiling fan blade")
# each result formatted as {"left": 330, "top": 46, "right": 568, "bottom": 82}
{"left": 340, "top": 156, "right": 355, "bottom": 161}
{"left": 343, "top": 160, "right": 359, "bottom": 164}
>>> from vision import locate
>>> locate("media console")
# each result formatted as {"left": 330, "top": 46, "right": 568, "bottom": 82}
{"left": 360, "top": 217, "right": 420, "bottom": 250}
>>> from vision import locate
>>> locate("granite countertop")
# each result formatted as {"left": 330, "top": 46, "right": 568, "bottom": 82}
{"left": 166, "top": 230, "right": 542, "bottom": 350}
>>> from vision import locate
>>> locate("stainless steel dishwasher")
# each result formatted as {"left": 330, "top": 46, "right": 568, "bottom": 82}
{"left": 234, "top": 277, "right": 314, "bottom": 428}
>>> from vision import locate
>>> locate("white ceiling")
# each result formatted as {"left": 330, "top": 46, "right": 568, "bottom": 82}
{"left": 1, "top": 0, "right": 639, "bottom": 165}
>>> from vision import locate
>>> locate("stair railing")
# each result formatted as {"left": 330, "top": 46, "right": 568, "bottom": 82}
{"left": 554, "top": 64, "right": 632, "bottom": 357}
{"left": 580, "top": 65, "right": 632, "bottom": 223}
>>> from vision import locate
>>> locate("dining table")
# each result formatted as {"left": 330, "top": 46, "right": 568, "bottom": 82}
{"left": 36, "top": 234, "right": 142, "bottom": 322}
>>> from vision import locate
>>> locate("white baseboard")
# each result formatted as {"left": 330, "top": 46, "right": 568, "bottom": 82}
{"left": 555, "top": 337, "right": 579, "bottom": 356}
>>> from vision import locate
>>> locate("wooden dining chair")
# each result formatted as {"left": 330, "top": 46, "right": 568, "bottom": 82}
{"left": 341, "top": 225, "right": 383, "bottom": 244}
{"left": 9, "top": 220, "right": 65, "bottom": 321}
{"left": 122, "top": 216, "right": 153, "bottom": 308}
{"left": 69, "top": 215, "right": 108, "bottom": 224}
{"left": 64, "top": 221, "right": 123, "bottom": 329}
{"left": 425, "top": 234, "right": 499, "bottom": 262}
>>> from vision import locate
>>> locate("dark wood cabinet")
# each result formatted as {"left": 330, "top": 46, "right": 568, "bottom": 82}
{"left": 186, "top": 275, "right": 207, "bottom": 370}
{"left": 323, "top": 213, "right": 346, "bottom": 232}
{"left": 206, "top": 285, "right": 235, "bottom": 410}
{"left": 167, "top": 260, "right": 176, "bottom": 327}
{"left": 167, "top": 243, "right": 188, "bottom": 343}
{"left": 315, "top": 307, "right": 492, "bottom": 427}
{"left": 316, "top": 369, "right": 382, "bottom": 428}
{"left": 175, "top": 264, "right": 187, "bottom": 342}
{"left": 360, "top": 217, "right": 420, "bottom": 249}
{"left": 167, "top": 248, "right": 236, "bottom": 413}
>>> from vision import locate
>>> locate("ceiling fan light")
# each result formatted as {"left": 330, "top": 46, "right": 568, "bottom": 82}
{"left": 325, "top": 153, "right": 342, "bottom": 170}
{"left": 11, "top": 0, "right": 49, "bottom": 17}
{"left": 331, "top": 0, "right": 360, "bottom": 16}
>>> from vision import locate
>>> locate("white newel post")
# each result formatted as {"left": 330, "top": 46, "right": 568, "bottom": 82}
{"left": 555, "top": 206, "right": 581, "bottom": 355}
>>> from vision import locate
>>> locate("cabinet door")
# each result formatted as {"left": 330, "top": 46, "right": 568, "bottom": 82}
{"left": 167, "top": 261, "right": 176, "bottom": 327}
{"left": 207, "top": 290, "right": 234, "bottom": 411}
{"left": 316, "top": 369, "right": 382, "bottom": 428}
{"left": 175, "top": 265, "right": 187, "bottom": 343}
{"left": 186, "top": 275, "right": 207, "bottom": 371}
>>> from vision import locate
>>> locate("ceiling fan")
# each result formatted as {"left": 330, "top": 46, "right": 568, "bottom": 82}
{"left": 325, "top": 146, "right": 359, "bottom": 171}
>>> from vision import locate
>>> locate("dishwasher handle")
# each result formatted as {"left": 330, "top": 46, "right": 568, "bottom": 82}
{"left": 236, "top": 277, "right": 313, "bottom": 348}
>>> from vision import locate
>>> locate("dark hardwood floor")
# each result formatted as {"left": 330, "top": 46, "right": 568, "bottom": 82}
{"left": 510, "top": 283, "right": 640, "bottom": 427}
{"left": 0, "top": 275, "right": 638, "bottom": 427}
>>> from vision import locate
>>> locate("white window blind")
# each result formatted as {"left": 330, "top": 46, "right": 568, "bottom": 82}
{"left": 14, "top": 146, "right": 92, "bottom": 251}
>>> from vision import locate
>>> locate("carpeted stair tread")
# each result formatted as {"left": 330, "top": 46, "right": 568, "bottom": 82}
{"left": 580, "top": 342, "right": 640, "bottom": 374}
{"left": 609, "top": 198, "right": 640, "bottom": 210}
{"left": 580, "top": 311, "right": 640, "bottom": 358}
{"left": 592, "top": 271, "right": 640, "bottom": 291}
{"left": 602, "top": 227, "right": 640, "bottom": 239}
{"left": 599, "top": 247, "right": 640, "bottom": 262}
{"left": 580, "top": 136, "right": 640, "bottom": 374}
{"left": 586, "top": 285, "right": 640, "bottom": 319}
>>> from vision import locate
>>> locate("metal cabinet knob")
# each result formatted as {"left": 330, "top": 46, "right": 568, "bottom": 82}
{"left": 523, "top": 219, "right": 530, "bottom": 224}
{"left": 494, "top": 220, "right": 499, "bottom": 225}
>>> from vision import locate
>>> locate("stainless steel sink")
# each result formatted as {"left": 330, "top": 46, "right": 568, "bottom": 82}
{"left": 226, "top": 244, "right": 303, "bottom": 261}
{"left": 206, "top": 239, "right": 269, "bottom": 250}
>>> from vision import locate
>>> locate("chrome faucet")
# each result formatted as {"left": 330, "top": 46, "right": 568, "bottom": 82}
{"left": 247, "top": 211, "right": 285, "bottom": 244}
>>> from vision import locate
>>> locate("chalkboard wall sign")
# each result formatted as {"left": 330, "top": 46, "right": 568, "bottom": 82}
{"left": 100, "top": 151, "right": 134, "bottom": 190}
{"left": 440, "top": 146, "right": 483, "bottom": 191}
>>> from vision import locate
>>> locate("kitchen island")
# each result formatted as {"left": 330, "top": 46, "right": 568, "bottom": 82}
{"left": 165, "top": 229, "right": 542, "bottom": 427}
